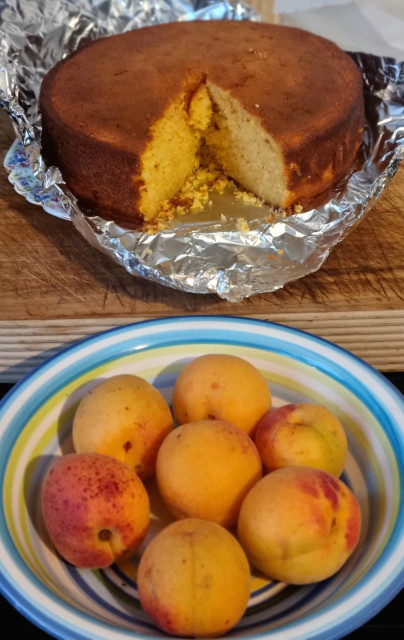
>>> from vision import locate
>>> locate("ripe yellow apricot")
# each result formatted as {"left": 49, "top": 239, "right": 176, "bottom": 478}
{"left": 72, "top": 374, "right": 173, "bottom": 480}
{"left": 137, "top": 518, "right": 251, "bottom": 637}
{"left": 255, "top": 403, "right": 348, "bottom": 477}
{"left": 238, "top": 466, "right": 361, "bottom": 584}
{"left": 156, "top": 419, "right": 263, "bottom": 528}
{"left": 172, "top": 354, "right": 271, "bottom": 436}
{"left": 41, "top": 453, "right": 150, "bottom": 569}
{"left": 156, "top": 420, "right": 262, "bottom": 527}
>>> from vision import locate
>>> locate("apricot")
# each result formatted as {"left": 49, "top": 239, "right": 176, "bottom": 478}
{"left": 254, "top": 403, "right": 348, "bottom": 477}
{"left": 172, "top": 354, "right": 271, "bottom": 436}
{"left": 41, "top": 453, "right": 150, "bottom": 569}
{"left": 156, "top": 419, "right": 263, "bottom": 528}
{"left": 137, "top": 518, "right": 251, "bottom": 637}
{"left": 237, "top": 466, "right": 361, "bottom": 584}
{"left": 72, "top": 374, "right": 173, "bottom": 480}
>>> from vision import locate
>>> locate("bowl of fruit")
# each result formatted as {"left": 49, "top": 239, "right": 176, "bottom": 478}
{"left": 0, "top": 316, "right": 403, "bottom": 640}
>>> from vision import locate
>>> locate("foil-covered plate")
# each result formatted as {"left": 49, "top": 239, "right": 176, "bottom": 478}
{"left": 0, "top": 0, "right": 403, "bottom": 302}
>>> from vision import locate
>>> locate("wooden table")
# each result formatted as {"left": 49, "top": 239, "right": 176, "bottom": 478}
{"left": 0, "top": 0, "right": 403, "bottom": 381}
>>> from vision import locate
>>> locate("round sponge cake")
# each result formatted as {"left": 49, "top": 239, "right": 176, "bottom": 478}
{"left": 40, "top": 20, "right": 364, "bottom": 227}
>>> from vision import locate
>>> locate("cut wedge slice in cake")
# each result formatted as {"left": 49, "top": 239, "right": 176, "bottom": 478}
{"left": 136, "top": 78, "right": 291, "bottom": 222}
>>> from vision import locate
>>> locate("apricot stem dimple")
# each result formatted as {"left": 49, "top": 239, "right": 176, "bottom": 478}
{"left": 98, "top": 529, "right": 112, "bottom": 541}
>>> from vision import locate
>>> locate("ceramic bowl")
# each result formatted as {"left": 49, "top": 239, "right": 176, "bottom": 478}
{"left": 0, "top": 317, "right": 403, "bottom": 640}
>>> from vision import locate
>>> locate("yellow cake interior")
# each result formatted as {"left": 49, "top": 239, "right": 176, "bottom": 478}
{"left": 136, "top": 80, "right": 288, "bottom": 223}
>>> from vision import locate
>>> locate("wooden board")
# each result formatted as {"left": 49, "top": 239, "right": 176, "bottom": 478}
{"left": 0, "top": 0, "right": 403, "bottom": 380}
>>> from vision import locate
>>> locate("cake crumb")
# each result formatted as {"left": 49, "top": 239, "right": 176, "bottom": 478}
{"left": 236, "top": 218, "right": 250, "bottom": 233}
{"left": 294, "top": 204, "right": 303, "bottom": 213}
{"left": 234, "top": 188, "right": 263, "bottom": 207}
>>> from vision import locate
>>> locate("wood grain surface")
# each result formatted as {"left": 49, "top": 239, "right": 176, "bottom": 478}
{"left": 0, "top": 0, "right": 403, "bottom": 380}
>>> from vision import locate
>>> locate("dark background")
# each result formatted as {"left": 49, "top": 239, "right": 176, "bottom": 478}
{"left": 1, "top": 375, "right": 403, "bottom": 639}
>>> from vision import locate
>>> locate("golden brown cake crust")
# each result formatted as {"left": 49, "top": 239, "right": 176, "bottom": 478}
{"left": 40, "top": 20, "right": 364, "bottom": 224}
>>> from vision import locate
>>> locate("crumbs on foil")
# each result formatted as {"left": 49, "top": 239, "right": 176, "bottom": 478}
{"left": 0, "top": 0, "right": 403, "bottom": 302}
{"left": 142, "top": 163, "right": 264, "bottom": 234}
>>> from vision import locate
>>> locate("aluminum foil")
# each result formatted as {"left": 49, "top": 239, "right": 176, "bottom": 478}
{"left": 0, "top": 0, "right": 403, "bottom": 302}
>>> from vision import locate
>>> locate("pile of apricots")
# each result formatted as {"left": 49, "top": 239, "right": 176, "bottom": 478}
{"left": 41, "top": 354, "right": 361, "bottom": 638}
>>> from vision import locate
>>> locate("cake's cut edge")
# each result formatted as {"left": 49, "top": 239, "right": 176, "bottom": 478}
{"left": 205, "top": 81, "right": 290, "bottom": 209}
{"left": 136, "top": 72, "right": 216, "bottom": 222}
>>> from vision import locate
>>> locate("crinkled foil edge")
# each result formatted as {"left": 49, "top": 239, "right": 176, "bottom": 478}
{"left": 0, "top": 0, "right": 403, "bottom": 302}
